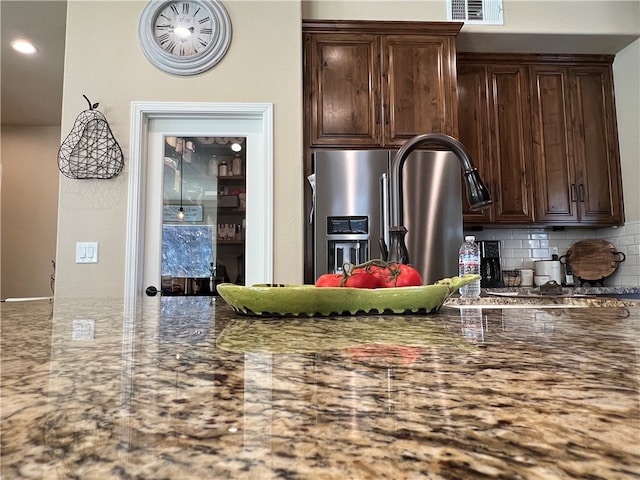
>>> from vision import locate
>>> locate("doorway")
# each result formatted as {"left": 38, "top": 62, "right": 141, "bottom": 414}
{"left": 124, "top": 102, "right": 274, "bottom": 299}
{"left": 159, "top": 135, "right": 247, "bottom": 296}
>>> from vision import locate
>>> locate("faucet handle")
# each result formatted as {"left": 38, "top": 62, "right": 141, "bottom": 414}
{"left": 378, "top": 237, "right": 389, "bottom": 262}
{"left": 387, "top": 226, "right": 410, "bottom": 265}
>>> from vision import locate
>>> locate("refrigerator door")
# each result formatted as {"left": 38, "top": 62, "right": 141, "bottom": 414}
{"left": 400, "top": 150, "right": 463, "bottom": 284}
{"left": 313, "top": 150, "right": 389, "bottom": 278}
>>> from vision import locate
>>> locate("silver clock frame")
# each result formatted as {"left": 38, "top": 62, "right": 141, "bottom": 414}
{"left": 138, "top": 0, "right": 232, "bottom": 76}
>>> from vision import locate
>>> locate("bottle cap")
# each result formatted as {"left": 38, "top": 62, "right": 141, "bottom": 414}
{"left": 465, "top": 235, "right": 475, "bottom": 242}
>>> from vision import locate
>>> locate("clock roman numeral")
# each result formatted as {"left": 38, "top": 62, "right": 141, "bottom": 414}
{"left": 198, "top": 16, "right": 211, "bottom": 24}
{"left": 182, "top": 2, "right": 189, "bottom": 14}
{"left": 170, "top": 4, "right": 179, "bottom": 15}
{"left": 197, "top": 37, "right": 208, "bottom": 48}
{"left": 157, "top": 33, "right": 171, "bottom": 44}
{"left": 200, "top": 27, "right": 212, "bottom": 35}
{"left": 165, "top": 40, "right": 177, "bottom": 53}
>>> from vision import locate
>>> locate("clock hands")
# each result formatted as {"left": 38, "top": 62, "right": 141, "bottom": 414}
{"left": 156, "top": 8, "right": 211, "bottom": 56}
{"left": 173, "top": 25, "right": 195, "bottom": 39}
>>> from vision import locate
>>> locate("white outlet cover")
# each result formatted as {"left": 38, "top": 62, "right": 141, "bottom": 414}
{"left": 72, "top": 319, "right": 95, "bottom": 340}
{"left": 76, "top": 242, "right": 99, "bottom": 263}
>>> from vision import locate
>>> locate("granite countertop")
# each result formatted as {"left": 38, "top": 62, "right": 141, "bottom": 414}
{"left": 448, "top": 285, "right": 640, "bottom": 308}
{"left": 2, "top": 297, "right": 639, "bottom": 479}
{"left": 485, "top": 285, "right": 640, "bottom": 298}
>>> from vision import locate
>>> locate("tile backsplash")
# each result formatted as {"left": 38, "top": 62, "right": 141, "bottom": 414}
{"left": 467, "top": 220, "right": 640, "bottom": 286}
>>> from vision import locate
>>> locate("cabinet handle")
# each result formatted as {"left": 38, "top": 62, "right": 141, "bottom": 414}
{"left": 579, "top": 184, "right": 585, "bottom": 203}
{"left": 384, "top": 104, "right": 389, "bottom": 125}
{"left": 491, "top": 181, "right": 498, "bottom": 208}
{"left": 571, "top": 184, "right": 577, "bottom": 203}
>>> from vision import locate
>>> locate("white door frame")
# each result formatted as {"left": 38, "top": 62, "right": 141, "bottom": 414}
{"left": 124, "top": 102, "right": 274, "bottom": 299}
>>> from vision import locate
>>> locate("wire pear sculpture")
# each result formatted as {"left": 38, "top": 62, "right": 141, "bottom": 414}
{"left": 57, "top": 95, "right": 124, "bottom": 179}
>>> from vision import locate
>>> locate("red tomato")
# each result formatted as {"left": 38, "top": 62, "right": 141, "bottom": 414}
{"left": 342, "top": 271, "right": 379, "bottom": 289}
{"left": 351, "top": 267, "right": 382, "bottom": 288}
{"left": 315, "top": 273, "right": 342, "bottom": 287}
{"left": 393, "top": 264, "right": 423, "bottom": 287}
{"left": 371, "top": 263, "right": 422, "bottom": 287}
{"left": 368, "top": 265, "right": 393, "bottom": 287}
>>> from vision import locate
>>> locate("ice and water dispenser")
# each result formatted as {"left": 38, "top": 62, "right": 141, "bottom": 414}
{"left": 325, "top": 216, "right": 369, "bottom": 273}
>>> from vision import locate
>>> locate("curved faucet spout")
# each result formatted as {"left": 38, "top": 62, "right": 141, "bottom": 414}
{"left": 389, "top": 133, "right": 492, "bottom": 229}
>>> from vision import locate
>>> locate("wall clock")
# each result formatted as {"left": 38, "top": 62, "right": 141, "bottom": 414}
{"left": 138, "top": 0, "right": 232, "bottom": 76}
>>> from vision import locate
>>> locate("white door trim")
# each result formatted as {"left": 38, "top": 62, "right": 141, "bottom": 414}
{"left": 124, "top": 102, "right": 274, "bottom": 299}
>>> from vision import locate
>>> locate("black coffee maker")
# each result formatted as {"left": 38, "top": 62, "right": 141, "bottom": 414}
{"left": 478, "top": 240, "right": 504, "bottom": 287}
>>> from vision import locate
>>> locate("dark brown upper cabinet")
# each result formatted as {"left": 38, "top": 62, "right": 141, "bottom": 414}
{"left": 457, "top": 58, "right": 535, "bottom": 224}
{"left": 303, "top": 21, "right": 462, "bottom": 148}
{"left": 458, "top": 53, "right": 624, "bottom": 227}
{"left": 529, "top": 60, "right": 624, "bottom": 226}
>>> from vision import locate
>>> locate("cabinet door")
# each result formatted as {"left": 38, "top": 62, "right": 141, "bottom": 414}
{"left": 305, "top": 33, "right": 381, "bottom": 147}
{"left": 486, "top": 65, "right": 534, "bottom": 223}
{"left": 457, "top": 63, "right": 493, "bottom": 223}
{"left": 382, "top": 35, "right": 458, "bottom": 145}
{"left": 529, "top": 66, "right": 579, "bottom": 223}
{"left": 571, "top": 66, "right": 624, "bottom": 225}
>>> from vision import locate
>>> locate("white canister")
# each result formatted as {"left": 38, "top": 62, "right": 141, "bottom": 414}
{"left": 534, "top": 261, "right": 562, "bottom": 284}
{"left": 518, "top": 268, "right": 534, "bottom": 286}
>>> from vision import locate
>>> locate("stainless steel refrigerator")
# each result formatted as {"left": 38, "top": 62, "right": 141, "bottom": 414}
{"left": 312, "top": 149, "right": 463, "bottom": 285}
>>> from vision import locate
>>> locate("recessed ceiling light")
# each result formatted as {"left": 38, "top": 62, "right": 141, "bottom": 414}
{"left": 11, "top": 39, "right": 38, "bottom": 55}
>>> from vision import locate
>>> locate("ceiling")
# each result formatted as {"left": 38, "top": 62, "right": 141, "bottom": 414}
{"left": 457, "top": 31, "right": 638, "bottom": 56}
{"left": 1, "top": 1, "right": 67, "bottom": 126}
{"left": 1, "top": 1, "right": 637, "bottom": 127}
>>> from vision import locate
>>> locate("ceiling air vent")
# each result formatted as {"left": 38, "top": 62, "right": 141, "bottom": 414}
{"left": 448, "top": 0, "right": 504, "bottom": 25}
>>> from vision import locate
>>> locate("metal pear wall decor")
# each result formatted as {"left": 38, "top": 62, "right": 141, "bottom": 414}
{"left": 57, "top": 95, "right": 124, "bottom": 179}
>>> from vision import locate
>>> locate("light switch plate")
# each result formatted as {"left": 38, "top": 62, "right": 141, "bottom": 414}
{"left": 76, "top": 242, "right": 99, "bottom": 263}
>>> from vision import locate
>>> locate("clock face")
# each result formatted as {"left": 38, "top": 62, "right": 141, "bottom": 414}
{"left": 139, "top": 0, "right": 232, "bottom": 76}
{"left": 153, "top": 1, "right": 214, "bottom": 58}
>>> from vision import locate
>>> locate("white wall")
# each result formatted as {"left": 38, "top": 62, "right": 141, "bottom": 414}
{"left": 55, "top": 1, "right": 303, "bottom": 297}
{"left": 614, "top": 39, "right": 640, "bottom": 222}
{"left": 1, "top": 126, "right": 60, "bottom": 299}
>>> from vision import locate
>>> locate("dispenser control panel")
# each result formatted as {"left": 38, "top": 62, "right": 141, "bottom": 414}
{"left": 327, "top": 216, "right": 368, "bottom": 235}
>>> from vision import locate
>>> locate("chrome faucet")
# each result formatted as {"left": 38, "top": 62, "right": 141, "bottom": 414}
{"left": 383, "top": 133, "right": 492, "bottom": 265}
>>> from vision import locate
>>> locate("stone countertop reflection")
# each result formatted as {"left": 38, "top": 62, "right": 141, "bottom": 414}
{"left": 1, "top": 297, "right": 639, "bottom": 479}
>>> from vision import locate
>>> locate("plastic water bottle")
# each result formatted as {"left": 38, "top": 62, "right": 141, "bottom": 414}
{"left": 458, "top": 235, "right": 481, "bottom": 298}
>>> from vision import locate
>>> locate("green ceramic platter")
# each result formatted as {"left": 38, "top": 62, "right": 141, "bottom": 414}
{"left": 217, "top": 275, "right": 479, "bottom": 317}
